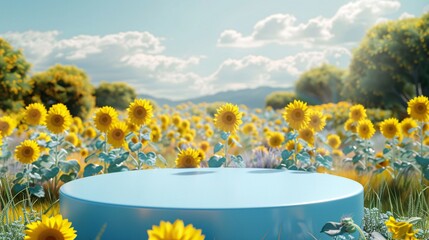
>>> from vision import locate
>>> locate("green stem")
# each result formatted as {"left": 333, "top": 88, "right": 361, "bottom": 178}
{"left": 352, "top": 223, "right": 366, "bottom": 240}
{"left": 53, "top": 136, "right": 60, "bottom": 196}
{"left": 224, "top": 136, "right": 229, "bottom": 167}
{"left": 25, "top": 164, "right": 33, "bottom": 212}
{"left": 104, "top": 132, "right": 108, "bottom": 173}
{"left": 293, "top": 130, "right": 298, "bottom": 167}
{"left": 420, "top": 121, "right": 425, "bottom": 186}
{"left": 420, "top": 121, "right": 424, "bottom": 157}
{"left": 137, "top": 125, "right": 144, "bottom": 170}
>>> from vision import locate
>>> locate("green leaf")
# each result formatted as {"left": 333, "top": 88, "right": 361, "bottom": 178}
{"left": 83, "top": 163, "right": 103, "bottom": 177}
{"left": 138, "top": 152, "right": 156, "bottom": 166}
{"left": 41, "top": 166, "right": 60, "bottom": 180}
{"left": 60, "top": 173, "right": 77, "bottom": 183}
{"left": 352, "top": 154, "right": 363, "bottom": 163}
{"left": 108, "top": 164, "right": 129, "bottom": 173}
{"left": 129, "top": 142, "right": 142, "bottom": 152}
{"left": 114, "top": 152, "right": 130, "bottom": 165}
{"left": 230, "top": 155, "right": 244, "bottom": 167}
{"left": 95, "top": 140, "right": 105, "bottom": 150}
{"left": 12, "top": 183, "right": 26, "bottom": 194}
{"left": 286, "top": 132, "right": 298, "bottom": 141}
{"left": 320, "top": 222, "right": 346, "bottom": 236}
{"left": 416, "top": 156, "right": 429, "bottom": 168}
{"left": 296, "top": 152, "right": 310, "bottom": 164}
{"left": 59, "top": 160, "right": 80, "bottom": 173}
{"left": 281, "top": 150, "right": 292, "bottom": 161}
{"left": 214, "top": 143, "right": 224, "bottom": 154}
{"left": 29, "top": 185, "right": 45, "bottom": 198}
{"left": 382, "top": 148, "right": 390, "bottom": 155}
{"left": 220, "top": 132, "right": 230, "bottom": 141}
{"left": 84, "top": 152, "right": 97, "bottom": 163}
{"left": 343, "top": 145, "right": 356, "bottom": 155}
{"left": 208, "top": 156, "right": 226, "bottom": 168}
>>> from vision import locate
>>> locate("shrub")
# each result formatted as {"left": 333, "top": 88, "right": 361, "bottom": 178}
{"left": 95, "top": 82, "right": 136, "bottom": 110}
{"left": 0, "top": 38, "right": 32, "bottom": 112}
{"left": 27, "top": 65, "right": 95, "bottom": 119}
{"left": 265, "top": 91, "right": 296, "bottom": 109}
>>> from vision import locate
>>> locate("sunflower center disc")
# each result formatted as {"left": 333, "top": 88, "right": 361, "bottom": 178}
{"left": 60, "top": 168, "right": 363, "bottom": 239}
{"left": 0, "top": 122, "right": 8, "bottom": 132}
{"left": 135, "top": 107, "right": 146, "bottom": 118}
{"left": 23, "top": 148, "right": 33, "bottom": 157}
{"left": 30, "top": 110, "right": 40, "bottom": 118}
{"left": 100, "top": 115, "right": 110, "bottom": 124}
{"left": 114, "top": 130, "right": 122, "bottom": 138}
{"left": 52, "top": 115, "right": 63, "bottom": 126}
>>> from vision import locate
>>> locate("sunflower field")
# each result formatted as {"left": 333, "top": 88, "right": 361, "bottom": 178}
{"left": 0, "top": 94, "right": 428, "bottom": 239}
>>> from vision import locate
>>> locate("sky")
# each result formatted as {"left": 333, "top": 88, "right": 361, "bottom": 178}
{"left": 0, "top": 0, "right": 427, "bottom": 100}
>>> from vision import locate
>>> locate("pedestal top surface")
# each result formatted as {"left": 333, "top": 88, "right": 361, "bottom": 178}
{"left": 60, "top": 168, "right": 363, "bottom": 209}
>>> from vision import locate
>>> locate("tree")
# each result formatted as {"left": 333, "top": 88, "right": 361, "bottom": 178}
{"left": 295, "top": 64, "right": 346, "bottom": 105}
{"left": 28, "top": 65, "right": 95, "bottom": 119}
{"left": 0, "top": 38, "right": 32, "bottom": 112}
{"left": 265, "top": 91, "right": 297, "bottom": 109}
{"left": 343, "top": 13, "right": 429, "bottom": 115}
{"left": 95, "top": 82, "right": 137, "bottom": 110}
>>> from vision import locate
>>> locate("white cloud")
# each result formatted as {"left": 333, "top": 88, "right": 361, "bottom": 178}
{"left": 1, "top": 31, "right": 205, "bottom": 100}
{"left": 218, "top": 0, "right": 401, "bottom": 48}
{"left": 202, "top": 47, "right": 351, "bottom": 94}
{"left": 398, "top": 12, "right": 415, "bottom": 20}
{"left": 1, "top": 31, "right": 351, "bottom": 100}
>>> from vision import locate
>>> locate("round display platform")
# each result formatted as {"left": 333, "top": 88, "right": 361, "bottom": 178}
{"left": 60, "top": 168, "right": 363, "bottom": 239}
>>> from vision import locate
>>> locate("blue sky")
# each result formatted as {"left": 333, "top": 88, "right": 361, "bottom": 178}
{"left": 0, "top": 0, "right": 427, "bottom": 100}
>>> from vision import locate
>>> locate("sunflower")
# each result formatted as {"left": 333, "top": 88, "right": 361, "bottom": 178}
{"left": 0, "top": 116, "right": 17, "bottom": 137}
{"left": 385, "top": 217, "right": 417, "bottom": 240}
{"left": 283, "top": 100, "right": 310, "bottom": 130}
{"left": 80, "top": 148, "right": 89, "bottom": 158}
{"left": 127, "top": 99, "right": 153, "bottom": 126}
{"left": 357, "top": 119, "right": 375, "bottom": 140}
{"left": 199, "top": 141, "right": 210, "bottom": 152}
{"left": 349, "top": 104, "right": 367, "bottom": 122}
{"left": 379, "top": 118, "right": 400, "bottom": 139}
{"left": 94, "top": 106, "right": 118, "bottom": 132}
{"left": 308, "top": 110, "right": 326, "bottom": 132}
{"left": 299, "top": 127, "right": 315, "bottom": 146}
{"left": 344, "top": 119, "right": 357, "bottom": 133}
{"left": 24, "top": 103, "right": 47, "bottom": 126}
{"left": 46, "top": 104, "right": 72, "bottom": 134}
{"left": 400, "top": 118, "right": 418, "bottom": 138}
{"left": 15, "top": 140, "right": 40, "bottom": 164}
{"left": 407, "top": 96, "right": 429, "bottom": 122}
{"left": 84, "top": 127, "right": 97, "bottom": 139}
{"left": 24, "top": 214, "right": 77, "bottom": 240}
{"left": 107, "top": 121, "right": 128, "bottom": 148}
{"left": 172, "top": 115, "right": 181, "bottom": 126}
{"left": 147, "top": 219, "right": 205, "bottom": 240}
{"left": 242, "top": 123, "right": 256, "bottom": 135}
{"left": 267, "top": 131, "right": 284, "bottom": 148}
{"left": 285, "top": 140, "right": 303, "bottom": 152}
{"left": 175, "top": 148, "right": 202, "bottom": 168}
{"left": 214, "top": 103, "right": 243, "bottom": 133}
{"left": 65, "top": 133, "right": 79, "bottom": 146}
{"left": 327, "top": 134, "right": 341, "bottom": 149}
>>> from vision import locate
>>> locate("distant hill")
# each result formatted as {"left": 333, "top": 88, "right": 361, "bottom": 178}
{"left": 138, "top": 86, "right": 293, "bottom": 108}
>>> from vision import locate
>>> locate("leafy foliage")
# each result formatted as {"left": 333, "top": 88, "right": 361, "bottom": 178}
{"left": 95, "top": 82, "right": 136, "bottom": 110}
{"left": 27, "top": 65, "right": 95, "bottom": 119}
{"left": 343, "top": 13, "right": 429, "bottom": 117}
{"left": 296, "top": 64, "right": 346, "bottom": 105}
{"left": 265, "top": 91, "right": 297, "bottom": 109}
{"left": 0, "top": 38, "right": 32, "bottom": 112}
